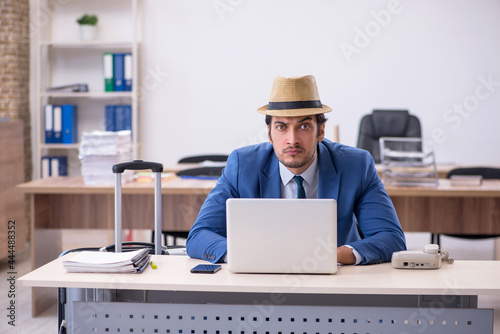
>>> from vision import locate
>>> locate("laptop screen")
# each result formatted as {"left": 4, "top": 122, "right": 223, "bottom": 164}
{"left": 226, "top": 198, "right": 337, "bottom": 274}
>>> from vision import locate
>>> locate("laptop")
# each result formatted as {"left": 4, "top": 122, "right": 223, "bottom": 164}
{"left": 226, "top": 198, "right": 338, "bottom": 274}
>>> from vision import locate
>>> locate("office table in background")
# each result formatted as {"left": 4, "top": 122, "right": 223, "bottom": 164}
{"left": 16, "top": 176, "right": 500, "bottom": 315}
{"left": 16, "top": 176, "right": 217, "bottom": 315}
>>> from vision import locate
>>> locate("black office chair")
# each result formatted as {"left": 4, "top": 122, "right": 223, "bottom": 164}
{"left": 431, "top": 167, "right": 500, "bottom": 246}
{"left": 176, "top": 154, "right": 229, "bottom": 178}
{"left": 357, "top": 110, "right": 422, "bottom": 163}
{"left": 178, "top": 155, "right": 228, "bottom": 164}
{"left": 153, "top": 154, "right": 229, "bottom": 246}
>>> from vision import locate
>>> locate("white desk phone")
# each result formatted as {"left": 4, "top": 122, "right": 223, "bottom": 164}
{"left": 391, "top": 244, "right": 454, "bottom": 269}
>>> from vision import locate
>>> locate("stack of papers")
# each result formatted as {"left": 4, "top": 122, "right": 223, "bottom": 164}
{"left": 79, "top": 130, "right": 133, "bottom": 185}
{"left": 63, "top": 248, "right": 150, "bottom": 274}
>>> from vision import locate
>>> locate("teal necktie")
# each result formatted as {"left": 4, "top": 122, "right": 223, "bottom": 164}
{"left": 294, "top": 175, "right": 306, "bottom": 198}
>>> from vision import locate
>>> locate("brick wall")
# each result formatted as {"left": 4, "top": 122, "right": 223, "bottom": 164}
{"left": 0, "top": 0, "right": 31, "bottom": 182}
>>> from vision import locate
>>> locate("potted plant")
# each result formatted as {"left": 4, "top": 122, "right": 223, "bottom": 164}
{"left": 76, "top": 14, "right": 98, "bottom": 41}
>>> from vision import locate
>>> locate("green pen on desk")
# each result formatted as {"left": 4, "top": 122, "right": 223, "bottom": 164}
{"left": 151, "top": 261, "right": 157, "bottom": 269}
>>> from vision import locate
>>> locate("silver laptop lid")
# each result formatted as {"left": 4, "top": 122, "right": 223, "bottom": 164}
{"left": 226, "top": 198, "right": 337, "bottom": 274}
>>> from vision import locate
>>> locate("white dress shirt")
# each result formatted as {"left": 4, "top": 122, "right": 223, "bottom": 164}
{"left": 279, "top": 154, "right": 319, "bottom": 199}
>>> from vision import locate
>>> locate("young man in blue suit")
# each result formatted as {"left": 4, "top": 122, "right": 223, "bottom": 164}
{"left": 186, "top": 75, "right": 406, "bottom": 265}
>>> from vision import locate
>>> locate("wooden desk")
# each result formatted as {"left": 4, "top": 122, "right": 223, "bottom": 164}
{"left": 17, "top": 176, "right": 217, "bottom": 261}
{"left": 385, "top": 180, "right": 500, "bottom": 235}
{"left": 16, "top": 176, "right": 217, "bottom": 315}
{"left": 19, "top": 255, "right": 499, "bottom": 333}
{"left": 16, "top": 177, "right": 500, "bottom": 315}
{"left": 376, "top": 163, "right": 457, "bottom": 179}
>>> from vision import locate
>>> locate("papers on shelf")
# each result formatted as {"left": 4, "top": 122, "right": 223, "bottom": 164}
{"left": 380, "top": 137, "right": 438, "bottom": 187}
{"left": 79, "top": 130, "right": 133, "bottom": 185}
{"left": 63, "top": 248, "right": 150, "bottom": 274}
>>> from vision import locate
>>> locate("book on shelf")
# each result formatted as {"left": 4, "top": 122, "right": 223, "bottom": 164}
{"left": 124, "top": 53, "right": 133, "bottom": 91}
{"left": 62, "top": 248, "right": 150, "bottom": 274}
{"left": 44, "top": 104, "right": 53, "bottom": 143}
{"left": 53, "top": 105, "right": 62, "bottom": 143}
{"left": 46, "top": 83, "right": 88, "bottom": 93}
{"left": 44, "top": 104, "right": 78, "bottom": 144}
{"left": 103, "top": 52, "right": 114, "bottom": 92}
{"left": 103, "top": 52, "right": 132, "bottom": 92}
{"left": 113, "top": 53, "right": 125, "bottom": 91}
{"left": 62, "top": 104, "right": 78, "bottom": 143}
{"left": 41, "top": 156, "right": 68, "bottom": 178}
{"left": 105, "top": 105, "right": 132, "bottom": 132}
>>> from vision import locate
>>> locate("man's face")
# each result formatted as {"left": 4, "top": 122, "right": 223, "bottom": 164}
{"left": 268, "top": 116, "right": 325, "bottom": 175}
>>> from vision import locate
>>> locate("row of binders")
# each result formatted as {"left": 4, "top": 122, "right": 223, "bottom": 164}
{"left": 44, "top": 104, "right": 78, "bottom": 144}
{"left": 63, "top": 248, "right": 150, "bottom": 273}
{"left": 105, "top": 105, "right": 132, "bottom": 132}
{"left": 103, "top": 52, "right": 133, "bottom": 92}
{"left": 41, "top": 156, "right": 68, "bottom": 178}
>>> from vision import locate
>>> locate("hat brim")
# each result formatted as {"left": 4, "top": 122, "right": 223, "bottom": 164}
{"left": 257, "top": 104, "right": 332, "bottom": 117}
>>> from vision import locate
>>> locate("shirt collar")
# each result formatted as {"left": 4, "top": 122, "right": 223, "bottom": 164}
{"left": 279, "top": 152, "right": 319, "bottom": 187}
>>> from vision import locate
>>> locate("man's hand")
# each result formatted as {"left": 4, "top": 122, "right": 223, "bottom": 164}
{"left": 337, "top": 245, "right": 356, "bottom": 265}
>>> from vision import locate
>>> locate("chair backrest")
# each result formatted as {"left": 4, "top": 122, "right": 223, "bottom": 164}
{"left": 446, "top": 167, "right": 500, "bottom": 179}
{"left": 357, "top": 110, "right": 421, "bottom": 163}
{"left": 177, "top": 154, "right": 228, "bottom": 178}
{"left": 178, "top": 155, "right": 228, "bottom": 164}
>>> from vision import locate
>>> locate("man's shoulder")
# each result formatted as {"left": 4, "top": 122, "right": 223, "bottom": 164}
{"left": 228, "top": 142, "right": 275, "bottom": 168}
{"left": 234, "top": 142, "right": 273, "bottom": 155}
{"left": 319, "top": 139, "right": 376, "bottom": 175}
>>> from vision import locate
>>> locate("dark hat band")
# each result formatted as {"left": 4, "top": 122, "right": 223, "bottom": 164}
{"left": 267, "top": 100, "right": 322, "bottom": 110}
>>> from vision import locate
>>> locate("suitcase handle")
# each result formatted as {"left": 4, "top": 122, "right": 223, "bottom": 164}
{"left": 113, "top": 160, "right": 163, "bottom": 255}
{"left": 113, "top": 160, "right": 164, "bottom": 173}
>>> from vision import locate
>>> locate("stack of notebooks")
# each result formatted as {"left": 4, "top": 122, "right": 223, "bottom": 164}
{"left": 79, "top": 130, "right": 133, "bottom": 185}
{"left": 63, "top": 248, "right": 150, "bottom": 274}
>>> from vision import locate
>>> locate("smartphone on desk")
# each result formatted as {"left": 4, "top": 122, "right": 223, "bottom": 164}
{"left": 190, "top": 264, "right": 222, "bottom": 274}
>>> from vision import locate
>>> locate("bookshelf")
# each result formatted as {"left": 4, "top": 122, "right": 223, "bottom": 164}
{"left": 34, "top": 0, "right": 142, "bottom": 178}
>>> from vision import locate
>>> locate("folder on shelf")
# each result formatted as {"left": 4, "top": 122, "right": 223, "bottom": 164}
{"left": 62, "top": 104, "right": 78, "bottom": 144}
{"left": 53, "top": 105, "right": 63, "bottom": 143}
{"left": 105, "top": 105, "right": 115, "bottom": 131}
{"left": 41, "top": 156, "right": 68, "bottom": 177}
{"left": 104, "top": 105, "right": 132, "bottom": 132}
{"left": 51, "top": 156, "right": 68, "bottom": 176}
{"left": 115, "top": 105, "right": 132, "bottom": 132}
{"left": 51, "top": 157, "right": 60, "bottom": 177}
{"left": 41, "top": 156, "right": 50, "bottom": 178}
{"left": 44, "top": 104, "right": 53, "bottom": 143}
{"left": 113, "top": 53, "right": 125, "bottom": 91}
{"left": 124, "top": 53, "right": 133, "bottom": 91}
{"left": 46, "top": 83, "right": 88, "bottom": 93}
{"left": 103, "top": 53, "right": 114, "bottom": 92}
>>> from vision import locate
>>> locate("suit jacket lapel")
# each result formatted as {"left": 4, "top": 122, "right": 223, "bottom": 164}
{"left": 318, "top": 142, "right": 341, "bottom": 200}
{"left": 259, "top": 153, "right": 281, "bottom": 198}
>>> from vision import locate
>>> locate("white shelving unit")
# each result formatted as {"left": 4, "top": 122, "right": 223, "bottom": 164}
{"left": 34, "top": 0, "right": 142, "bottom": 178}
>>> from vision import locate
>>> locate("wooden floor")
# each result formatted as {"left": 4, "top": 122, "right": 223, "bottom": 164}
{"left": 3, "top": 234, "right": 500, "bottom": 333}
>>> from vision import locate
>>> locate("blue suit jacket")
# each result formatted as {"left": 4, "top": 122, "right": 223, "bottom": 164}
{"left": 186, "top": 139, "right": 406, "bottom": 265}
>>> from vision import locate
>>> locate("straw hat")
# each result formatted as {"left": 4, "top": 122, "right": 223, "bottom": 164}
{"left": 257, "top": 75, "right": 332, "bottom": 116}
